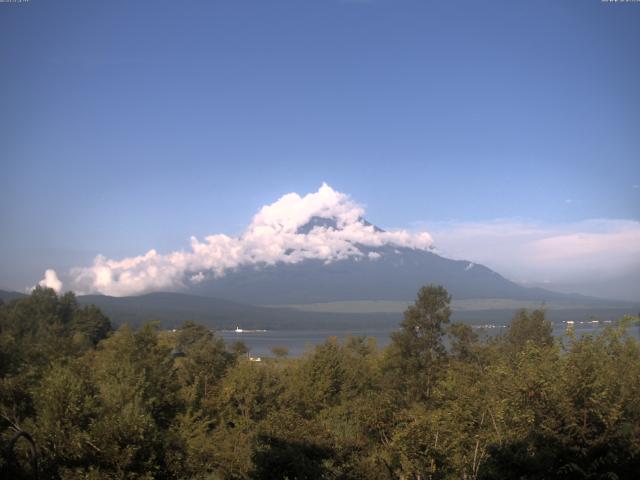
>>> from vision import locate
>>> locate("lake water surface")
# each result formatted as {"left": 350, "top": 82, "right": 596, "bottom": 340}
{"left": 218, "top": 321, "right": 640, "bottom": 358}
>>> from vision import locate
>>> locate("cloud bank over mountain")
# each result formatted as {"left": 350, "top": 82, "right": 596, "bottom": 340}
{"left": 64, "top": 183, "right": 434, "bottom": 296}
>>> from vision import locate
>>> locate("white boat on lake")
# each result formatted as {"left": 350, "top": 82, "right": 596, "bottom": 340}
{"left": 231, "top": 326, "right": 267, "bottom": 334}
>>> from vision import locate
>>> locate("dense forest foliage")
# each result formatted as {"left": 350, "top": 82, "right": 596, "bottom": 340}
{"left": 1, "top": 286, "right": 639, "bottom": 479}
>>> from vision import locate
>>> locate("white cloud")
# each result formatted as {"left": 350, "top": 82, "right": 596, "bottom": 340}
{"left": 426, "top": 218, "right": 640, "bottom": 285}
{"left": 190, "top": 272, "right": 206, "bottom": 284}
{"left": 35, "top": 269, "right": 63, "bottom": 293}
{"left": 64, "top": 183, "right": 434, "bottom": 296}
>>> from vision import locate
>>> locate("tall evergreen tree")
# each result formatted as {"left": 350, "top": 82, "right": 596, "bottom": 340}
{"left": 386, "top": 285, "right": 452, "bottom": 402}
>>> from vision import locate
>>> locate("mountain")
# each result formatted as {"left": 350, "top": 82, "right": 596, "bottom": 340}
{"left": 0, "top": 288, "right": 393, "bottom": 329}
{"left": 31, "top": 185, "right": 632, "bottom": 306}
{"left": 75, "top": 292, "right": 400, "bottom": 330}
{"left": 0, "top": 289, "right": 27, "bottom": 302}
{"left": 187, "top": 217, "right": 585, "bottom": 305}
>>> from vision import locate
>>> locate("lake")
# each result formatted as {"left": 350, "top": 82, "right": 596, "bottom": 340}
{"left": 218, "top": 320, "right": 640, "bottom": 357}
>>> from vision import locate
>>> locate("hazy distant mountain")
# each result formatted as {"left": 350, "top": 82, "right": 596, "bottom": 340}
{"left": 523, "top": 270, "right": 640, "bottom": 303}
{"left": 0, "top": 289, "right": 27, "bottom": 302}
{"left": 2, "top": 288, "right": 636, "bottom": 331}
{"left": 0, "top": 288, "right": 390, "bottom": 329}
{"left": 187, "top": 217, "right": 584, "bottom": 305}
{"left": 75, "top": 292, "right": 403, "bottom": 330}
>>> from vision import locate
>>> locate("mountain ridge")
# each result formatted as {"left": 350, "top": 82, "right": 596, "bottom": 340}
{"left": 177, "top": 215, "right": 592, "bottom": 304}
{"left": 2, "top": 289, "right": 636, "bottom": 332}
{"left": 186, "top": 243, "right": 584, "bottom": 304}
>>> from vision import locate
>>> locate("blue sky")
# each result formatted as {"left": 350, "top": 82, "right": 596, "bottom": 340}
{"left": 1, "top": 0, "right": 639, "bottom": 296}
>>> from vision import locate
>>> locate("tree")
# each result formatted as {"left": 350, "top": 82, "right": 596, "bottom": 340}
{"left": 70, "top": 304, "right": 112, "bottom": 346}
{"left": 251, "top": 410, "right": 335, "bottom": 480}
{"left": 230, "top": 340, "right": 249, "bottom": 357}
{"left": 271, "top": 345, "right": 289, "bottom": 358}
{"left": 504, "top": 308, "right": 553, "bottom": 354}
{"left": 173, "top": 321, "right": 235, "bottom": 411}
{"left": 447, "top": 322, "right": 479, "bottom": 362}
{"left": 385, "top": 285, "right": 452, "bottom": 401}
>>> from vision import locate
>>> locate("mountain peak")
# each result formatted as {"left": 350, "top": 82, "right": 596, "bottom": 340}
{"left": 55, "top": 184, "right": 434, "bottom": 297}
{"left": 296, "top": 216, "right": 340, "bottom": 234}
{"left": 295, "top": 216, "right": 386, "bottom": 235}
